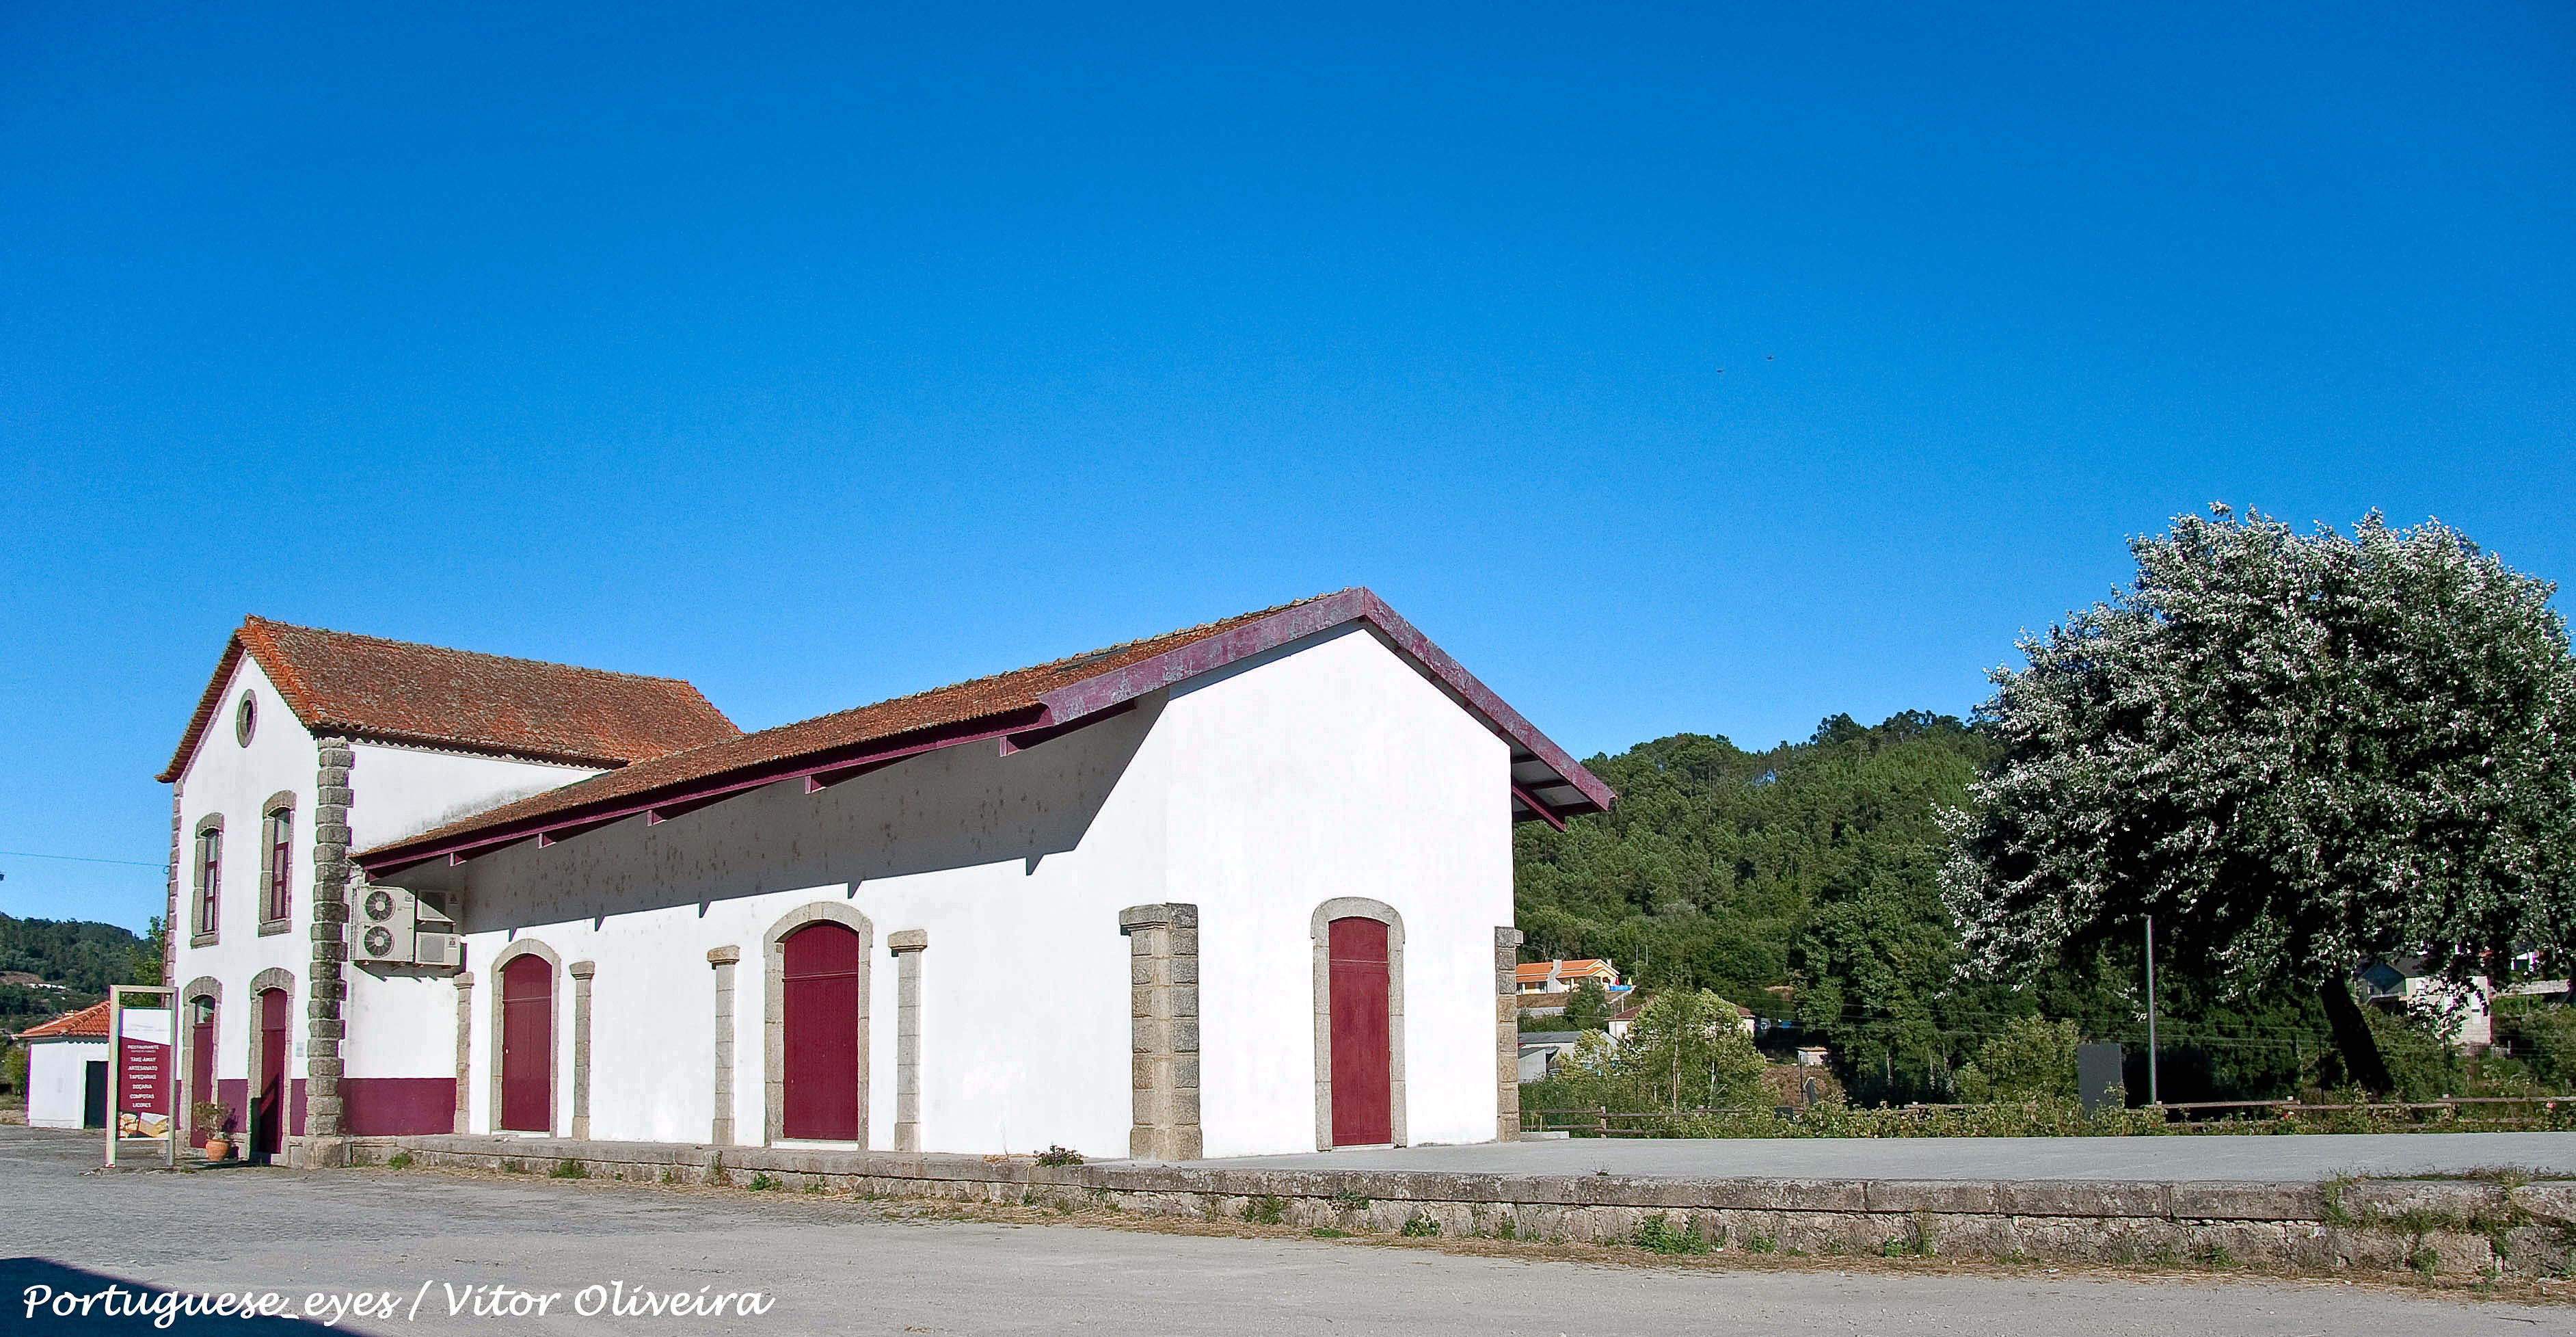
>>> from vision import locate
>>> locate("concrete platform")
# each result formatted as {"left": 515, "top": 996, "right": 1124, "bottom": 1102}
{"left": 1194, "top": 1131, "right": 2576, "bottom": 1182}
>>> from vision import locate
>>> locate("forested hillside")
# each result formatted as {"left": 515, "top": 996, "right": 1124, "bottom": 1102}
{"left": 0, "top": 912, "right": 153, "bottom": 1035}
{"left": 1514, "top": 713, "right": 2346, "bottom": 1104}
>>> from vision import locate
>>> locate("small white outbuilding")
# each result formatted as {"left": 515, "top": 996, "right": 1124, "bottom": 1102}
{"left": 20, "top": 1000, "right": 112, "bottom": 1130}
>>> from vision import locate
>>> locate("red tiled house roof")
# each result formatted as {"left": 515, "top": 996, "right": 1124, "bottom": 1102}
{"left": 18, "top": 1000, "right": 111, "bottom": 1040}
{"left": 358, "top": 588, "right": 1615, "bottom": 875}
{"left": 159, "top": 618, "right": 739, "bottom": 782}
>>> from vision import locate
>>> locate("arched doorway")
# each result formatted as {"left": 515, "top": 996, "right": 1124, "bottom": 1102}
{"left": 499, "top": 953, "right": 554, "bottom": 1133}
{"left": 253, "top": 988, "right": 289, "bottom": 1159}
{"left": 188, "top": 997, "right": 217, "bottom": 1143}
{"left": 1328, "top": 916, "right": 1393, "bottom": 1146}
{"left": 780, "top": 921, "right": 862, "bottom": 1141}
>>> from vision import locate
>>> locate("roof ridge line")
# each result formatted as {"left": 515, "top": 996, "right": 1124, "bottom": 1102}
{"left": 705, "top": 590, "right": 1351, "bottom": 743}
{"left": 240, "top": 615, "right": 706, "bottom": 687}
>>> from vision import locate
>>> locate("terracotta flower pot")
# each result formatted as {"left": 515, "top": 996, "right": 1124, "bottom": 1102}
{"left": 204, "top": 1138, "right": 230, "bottom": 1161}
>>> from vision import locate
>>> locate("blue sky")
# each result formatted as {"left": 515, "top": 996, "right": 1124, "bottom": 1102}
{"left": 3, "top": 3, "right": 2570, "bottom": 931}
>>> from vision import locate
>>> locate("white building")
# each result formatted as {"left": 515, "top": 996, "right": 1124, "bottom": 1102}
{"left": 19, "top": 1001, "right": 111, "bottom": 1130}
{"left": 159, "top": 590, "right": 1611, "bottom": 1165}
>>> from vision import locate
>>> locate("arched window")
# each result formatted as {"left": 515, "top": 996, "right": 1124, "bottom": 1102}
{"left": 260, "top": 804, "right": 294, "bottom": 925}
{"left": 192, "top": 819, "right": 224, "bottom": 940}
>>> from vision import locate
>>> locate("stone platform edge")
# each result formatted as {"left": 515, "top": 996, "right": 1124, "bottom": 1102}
{"left": 331, "top": 1134, "right": 2576, "bottom": 1280}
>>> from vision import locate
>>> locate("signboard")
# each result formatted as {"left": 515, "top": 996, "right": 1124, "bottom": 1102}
{"left": 106, "top": 987, "right": 177, "bottom": 1168}
{"left": 117, "top": 1007, "right": 174, "bottom": 1139}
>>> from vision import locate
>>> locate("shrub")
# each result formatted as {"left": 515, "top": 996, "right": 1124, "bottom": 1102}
{"left": 1035, "top": 1145, "right": 1084, "bottom": 1167}
{"left": 1952, "top": 1017, "right": 2079, "bottom": 1103}
{"left": 1632, "top": 1213, "right": 1710, "bottom": 1255}
{"left": 2505, "top": 1005, "right": 2576, "bottom": 1089}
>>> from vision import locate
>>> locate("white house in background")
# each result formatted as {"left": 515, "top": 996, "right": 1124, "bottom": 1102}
{"left": 1514, "top": 958, "right": 1624, "bottom": 996}
{"left": 20, "top": 1001, "right": 112, "bottom": 1129}
{"left": 159, "top": 590, "right": 1613, "bottom": 1166}
{"left": 2358, "top": 958, "right": 2499, "bottom": 1049}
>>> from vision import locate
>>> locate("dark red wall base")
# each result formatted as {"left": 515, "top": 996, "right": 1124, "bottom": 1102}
{"left": 340, "top": 1077, "right": 458, "bottom": 1135}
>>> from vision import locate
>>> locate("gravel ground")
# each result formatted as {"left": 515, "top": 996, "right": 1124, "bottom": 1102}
{"left": 2, "top": 1127, "right": 2562, "bottom": 1336}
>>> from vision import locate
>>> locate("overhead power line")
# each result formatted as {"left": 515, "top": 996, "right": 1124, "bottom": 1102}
{"left": 0, "top": 850, "right": 170, "bottom": 869}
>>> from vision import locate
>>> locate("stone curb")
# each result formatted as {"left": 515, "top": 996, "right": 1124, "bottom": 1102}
{"left": 379, "top": 1134, "right": 2504, "bottom": 1226}
{"left": 363, "top": 1134, "right": 2575, "bottom": 1278}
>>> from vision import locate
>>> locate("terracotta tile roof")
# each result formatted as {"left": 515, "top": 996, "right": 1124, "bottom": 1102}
{"left": 19, "top": 1000, "right": 111, "bottom": 1040}
{"left": 356, "top": 588, "right": 1618, "bottom": 874}
{"left": 362, "top": 594, "right": 1345, "bottom": 866}
{"left": 1516, "top": 959, "right": 1617, "bottom": 981}
{"left": 160, "top": 618, "right": 739, "bottom": 781}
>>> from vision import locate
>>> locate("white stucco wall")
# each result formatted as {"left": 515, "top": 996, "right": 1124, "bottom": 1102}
{"left": 399, "top": 624, "right": 1517, "bottom": 1159}
{"left": 343, "top": 742, "right": 602, "bottom": 1087}
{"left": 346, "top": 743, "right": 601, "bottom": 851}
{"left": 431, "top": 703, "right": 1161, "bottom": 1154}
{"left": 27, "top": 1039, "right": 109, "bottom": 1128}
{"left": 1166, "top": 625, "right": 1514, "bottom": 1154}
{"left": 165, "top": 657, "right": 610, "bottom": 1097}
{"left": 167, "top": 656, "right": 321, "bottom": 1089}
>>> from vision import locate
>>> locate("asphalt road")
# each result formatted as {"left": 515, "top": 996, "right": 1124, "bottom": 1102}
{"left": 1, "top": 1128, "right": 2558, "bottom": 1336}
{"left": 1198, "top": 1130, "right": 2576, "bottom": 1180}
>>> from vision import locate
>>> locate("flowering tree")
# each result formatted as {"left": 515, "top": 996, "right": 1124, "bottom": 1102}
{"left": 1943, "top": 508, "right": 2576, "bottom": 1093}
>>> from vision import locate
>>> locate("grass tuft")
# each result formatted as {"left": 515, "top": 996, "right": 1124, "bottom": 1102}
{"left": 1633, "top": 1213, "right": 1711, "bottom": 1256}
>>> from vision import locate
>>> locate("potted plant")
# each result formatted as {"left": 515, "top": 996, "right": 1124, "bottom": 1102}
{"left": 196, "top": 1102, "right": 234, "bottom": 1161}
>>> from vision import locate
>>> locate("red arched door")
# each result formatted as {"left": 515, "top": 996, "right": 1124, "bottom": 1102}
{"left": 189, "top": 998, "right": 217, "bottom": 1143}
{"left": 499, "top": 955, "right": 554, "bottom": 1133}
{"left": 1328, "top": 917, "right": 1392, "bottom": 1146}
{"left": 254, "top": 988, "right": 289, "bottom": 1159}
{"left": 781, "top": 922, "right": 861, "bottom": 1141}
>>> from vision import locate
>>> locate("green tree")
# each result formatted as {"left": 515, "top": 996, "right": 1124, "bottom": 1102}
{"left": 127, "top": 916, "right": 166, "bottom": 988}
{"left": 1944, "top": 508, "right": 2576, "bottom": 1094}
{"left": 1617, "top": 990, "right": 1768, "bottom": 1111}
{"left": 1563, "top": 977, "right": 1614, "bottom": 1031}
{"left": 1952, "top": 1016, "right": 2080, "bottom": 1102}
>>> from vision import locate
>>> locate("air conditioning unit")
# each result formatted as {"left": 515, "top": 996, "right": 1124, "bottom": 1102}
{"left": 353, "top": 886, "right": 462, "bottom": 969}
{"left": 412, "top": 895, "right": 461, "bottom": 968}
{"left": 354, "top": 886, "right": 415, "bottom": 964}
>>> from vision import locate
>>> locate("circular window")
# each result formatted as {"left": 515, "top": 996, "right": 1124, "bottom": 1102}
{"left": 234, "top": 691, "right": 258, "bottom": 746}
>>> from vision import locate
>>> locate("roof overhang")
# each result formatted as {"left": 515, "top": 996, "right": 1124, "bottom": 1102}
{"left": 355, "top": 589, "right": 1613, "bottom": 878}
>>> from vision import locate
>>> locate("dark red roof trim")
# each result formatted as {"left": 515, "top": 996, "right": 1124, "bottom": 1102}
{"left": 355, "top": 588, "right": 1612, "bottom": 877}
